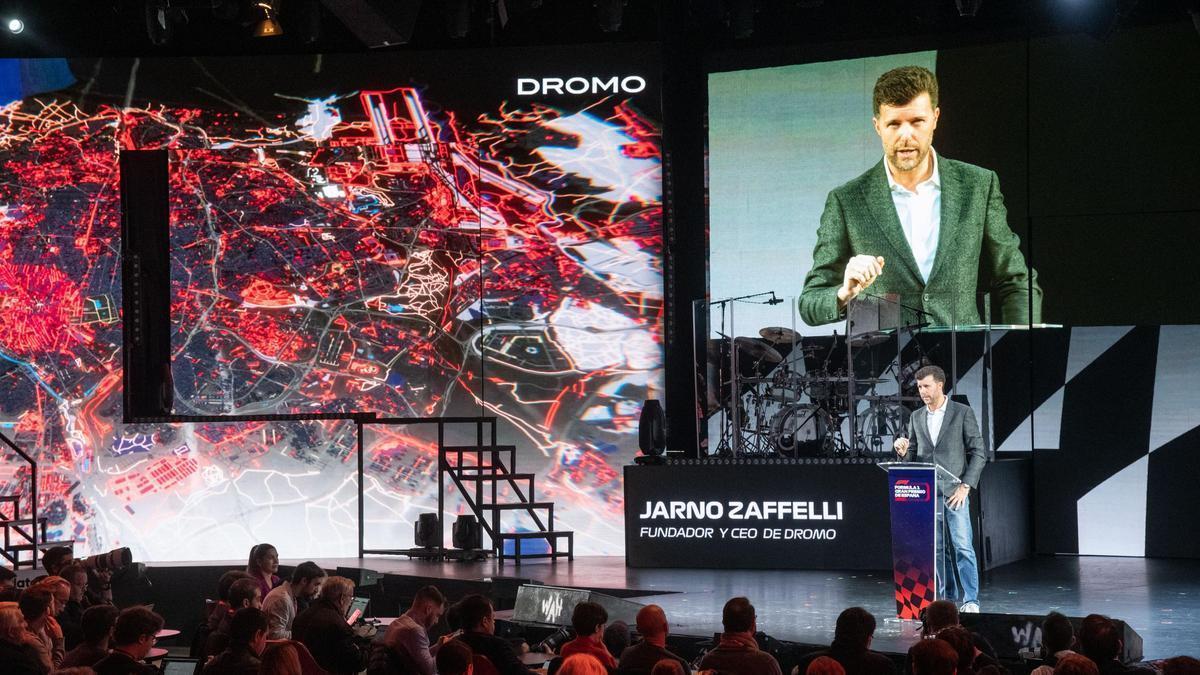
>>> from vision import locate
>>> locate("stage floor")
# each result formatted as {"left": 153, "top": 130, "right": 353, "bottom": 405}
{"left": 183, "top": 554, "right": 1198, "bottom": 659}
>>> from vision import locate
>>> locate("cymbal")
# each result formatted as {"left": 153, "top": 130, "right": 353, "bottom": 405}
{"left": 733, "top": 337, "right": 783, "bottom": 364}
{"left": 759, "top": 326, "right": 799, "bottom": 344}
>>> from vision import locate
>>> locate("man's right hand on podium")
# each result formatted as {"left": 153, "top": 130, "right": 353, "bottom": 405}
{"left": 894, "top": 437, "right": 909, "bottom": 457}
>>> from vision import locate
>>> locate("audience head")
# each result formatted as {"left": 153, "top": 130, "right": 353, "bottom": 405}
{"left": 217, "top": 570, "right": 253, "bottom": 602}
{"left": 81, "top": 604, "right": 121, "bottom": 645}
{"left": 248, "top": 543, "right": 280, "bottom": 577}
{"left": 436, "top": 639, "right": 475, "bottom": 675}
{"left": 604, "top": 620, "right": 631, "bottom": 659}
{"left": 111, "top": 606, "right": 164, "bottom": 659}
{"left": 572, "top": 601, "right": 609, "bottom": 639}
{"left": 0, "top": 601, "right": 29, "bottom": 643}
{"left": 41, "top": 546, "right": 74, "bottom": 576}
{"left": 229, "top": 577, "right": 263, "bottom": 610}
{"left": 410, "top": 585, "right": 448, "bottom": 628}
{"left": 722, "top": 597, "right": 757, "bottom": 635}
{"left": 290, "top": 561, "right": 327, "bottom": 599}
{"left": 1042, "top": 612, "right": 1075, "bottom": 656}
{"left": 1078, "top": 614, "right": 1121, "bottom": 663}
{"left": 260, "top": 641, "right": 303, "bottom": 675}
{"left": 18, "top": 589, "right": 51, "bottom": 628}
{"left": 59, "top": 564, "right": 90, "bottom": 603}
{"left": 922, "top": 600, "right": 960, "bottom": 636}
{"left": 229, "top": 606, "right": 269, "bottom": 654}
{"left": 652, "top": 658, "right": 687, "bottom": 675}
{"left": 1055, "top": 654, "right": 1100, "bottom": 675}
{"left": 636, "top": 605, "right": 670, "bottom": 640}
{"left": 559, "top": 653, "right": 609, "bottom": 675}
{"left": 935, "top": 626, "right": 975, "bottom": 675}
{"left": 833, "top": 607, "right": 877, "bottom": 651}
{"left": 1163, "top": 656, "right": 1200, "bottom": 675}
{"left": 807, "top": 656, "right": 848, "bottom": 675}
{"left": 911, "top": 638, "right": 958, "bottom": 675}
{"left": 319, "top": 576, "right": 356, "bottom": 615}
{"left": 31, "top": 576, "right": 70, "bottom": 613}
{"left": 458, "top": 594, "right": 495, "bottom": 634}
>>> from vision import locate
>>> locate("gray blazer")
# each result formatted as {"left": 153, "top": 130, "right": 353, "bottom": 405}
{"left": 903, "top": 400, "right": 987, "bottom": 496}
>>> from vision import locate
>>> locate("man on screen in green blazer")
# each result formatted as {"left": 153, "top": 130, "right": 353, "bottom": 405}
{"left": 798, "top": 66, "right": 1041, "bottom": 328}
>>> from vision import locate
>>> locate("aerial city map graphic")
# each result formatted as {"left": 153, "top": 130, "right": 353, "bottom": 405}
{"left": 0, "top": 57, "right": 662, "bottom": 560}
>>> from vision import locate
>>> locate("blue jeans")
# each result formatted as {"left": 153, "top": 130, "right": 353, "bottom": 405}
{"left": 936, "top": 490, "right": 979, "bottom": 605}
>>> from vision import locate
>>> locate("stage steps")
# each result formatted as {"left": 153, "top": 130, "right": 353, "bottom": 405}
{"left": 1, "top": 435, "right": 73, "bottom": 570}
{"left": 441, "top": 439, "right": 573, "bottom": 565}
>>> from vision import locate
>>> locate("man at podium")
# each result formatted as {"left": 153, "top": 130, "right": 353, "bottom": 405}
{"left": 893, "top": 365, "right": 986, "bottom": 613}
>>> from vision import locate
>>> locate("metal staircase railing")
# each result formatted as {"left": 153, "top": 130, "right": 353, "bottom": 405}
{"left": 0, "top": 430, "right": 74, "bottom": 569}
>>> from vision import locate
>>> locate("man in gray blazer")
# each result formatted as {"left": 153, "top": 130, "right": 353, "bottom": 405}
{"left": 893, "top": 365, "right": 986, "bottom": 612}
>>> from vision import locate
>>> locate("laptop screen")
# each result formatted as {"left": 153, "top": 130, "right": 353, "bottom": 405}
{"left": 346, "top": 596, "right": 370, "bottom": 625}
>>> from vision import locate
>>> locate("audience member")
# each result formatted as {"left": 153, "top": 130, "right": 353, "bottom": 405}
{"left": 204, "top": 607, "right": 269, "bottom": 675}
{"left": 247, "top": 544, "right": 282, "bottom": 600}
{"left": 937, "top": 626, "right": 998, "bottom": 674}
{"left": 1032, "top": 612, "right": 1078, "bottom": 675}
{"left": 291, "top": 575, "right": 368, "bottom": 675}
{"left": 0, "top": 600, "right": 48, "bottom": 675}
{"left": 210, "top": 571, "right": 255, "bottom": 627}
{"left": 57, "top": 564, "right": 92, "bottom": 648}
{"left": 808, "top": 656, "right": 848, "bottom": 675}
{"left": 456, "top": 593, "right": 535, "bottom": 675}
{"left": 263, "top": 561, "right": 326, "bottom": 639}
{"left": 61, "top": 604, "right": 120, "bottom": 668}
{"left": 260, "top": 640, "right": 304, "bottom": 675}
{"left": 921, "top": 602, "right": 960, "bottom": 638}
{"left": 19, "top": 587, "right": 64, "bottom": 669}
{"left": 1, "top": 565, "right": 19, "bottom": 601}
{"left": 41, "top": 546, "right": 75, "bottom": 577}
{"left": 437, "top": 639, "right": 476, "bottom": 675}
{"left": 206, "top": 577, "right": 265, "bottom": 659}
{"left": 605, "top": 621, "right": 631, "bottom": 662}
{"left": 560, "top": 653, "right": 610, "bottom": 675}
{"left": 381, "top": 584, "right": 449, "bottom": 675}
{"left": 1162, "top": 657, "right": 1200, "bottom": 675}
{"left": 92, "top": 606, "right": 164, "bottom": 675}
{"left": 560, "top": 601, "right": 618, "bottom": 669}
{"left": 910, "top": 639, "right": 957, "bottom": 675}
{"left": 1078, "top": 615, "right": 1147, "bottom": 675}
{"left": 1055, "top": 654, "right": 1100, "bottom": 675}
{"left": 618, "top": 605, "right": 690, "bottom": 675}
{"left": 652, "top": 658, "right": 687, "bottom": 675}
{"left": 796, "top": 607, "right": 895, "bottom": 675}
{"left": 697, "top": 597, "right": 783, "bottom": 675}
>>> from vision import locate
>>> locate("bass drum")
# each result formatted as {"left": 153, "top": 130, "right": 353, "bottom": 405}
{"left": 770, "top": 403, "right": 832, "bottom": 457}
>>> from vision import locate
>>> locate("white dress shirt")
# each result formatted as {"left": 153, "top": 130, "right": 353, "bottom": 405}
{"left": 926, "top": 395, "right": 949, "bottom": 446}
{"left": 884, "top": 150, "right": 942, "bottom": 283}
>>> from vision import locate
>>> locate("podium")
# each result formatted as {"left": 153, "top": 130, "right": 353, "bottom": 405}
{"left": 879, "top": 461, "right": 956, "bottom": 619}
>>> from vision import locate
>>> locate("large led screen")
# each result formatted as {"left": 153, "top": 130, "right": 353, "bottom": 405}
{"left": 0, "top": 49, "right": 661, "bottom": 561}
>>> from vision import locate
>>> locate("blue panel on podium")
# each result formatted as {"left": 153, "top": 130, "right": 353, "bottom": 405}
{"left": 887, "top": 464, "right": 938, "bottom": 619}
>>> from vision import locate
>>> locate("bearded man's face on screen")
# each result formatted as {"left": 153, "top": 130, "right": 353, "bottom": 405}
{"left": 874, "top": 92, "right": 940, "bottom": 175}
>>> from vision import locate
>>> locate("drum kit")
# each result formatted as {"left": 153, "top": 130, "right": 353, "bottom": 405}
{"left": 706, "top": 325, "right": 918, "bottom": 459}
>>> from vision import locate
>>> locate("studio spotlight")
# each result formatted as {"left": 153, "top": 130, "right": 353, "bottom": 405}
{"left": 635, "top": 399, "right": 667, "bottom": 465}
{"left": 595, "top": 0, "right": 624, "bottom": 33}
{"left": 254, "top": 1, "right": 283, "bottom": 37}
{"left": 452, "top": 514, "right": 483, "bottom": 551}
{"left": 954, "top": 0, "right": 983, "bottom": 17}
{"left": 414, "top": 513, "right": 439, "bottom": 549}
{"left": 6, "top": 18, "right": 23, "bottom": 34}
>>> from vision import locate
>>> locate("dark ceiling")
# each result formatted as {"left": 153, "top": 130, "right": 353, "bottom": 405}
{"left": 0, "top": 0, "right": 1192, "bottom": 58}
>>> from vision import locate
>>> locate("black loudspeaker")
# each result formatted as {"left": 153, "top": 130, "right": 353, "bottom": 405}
{"left": 452, "top": 515, "right": 483, "bottom": 550}
{"left": 960, "top": 613, "right": 1143, "bottom": 663}
{"left": 414, "top": 513, "right": 439, "bottom": 548}
{"left": 638, "top": 399, "right": 666, "bottom": 456}
{"left": 512, "top": 584, "right": 642, "bottom": 627}
{"left": 336, "top": 566, "right": 382, "bottom": 589}
{"left": 120, "top": 150, "right": 173, "bottom": 422}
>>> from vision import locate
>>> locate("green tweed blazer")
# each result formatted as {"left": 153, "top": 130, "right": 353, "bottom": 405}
{"left": 798, "top": 157, "right": 1042, "bottom": 327}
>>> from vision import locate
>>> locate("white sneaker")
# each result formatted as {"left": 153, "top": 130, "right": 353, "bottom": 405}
{"left": 960, "top": 601, "right": 980, "bottom": 613}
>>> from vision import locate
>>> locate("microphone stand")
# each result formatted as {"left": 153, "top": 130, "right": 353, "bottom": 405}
{"left": 707, "top": 290, "right": 781, "bottom": 457}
